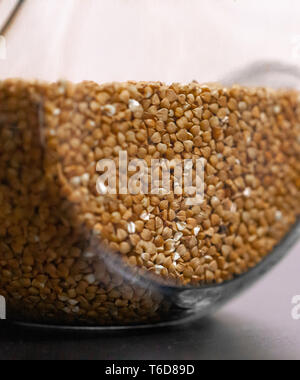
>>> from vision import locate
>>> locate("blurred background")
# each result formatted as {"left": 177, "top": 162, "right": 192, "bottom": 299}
{"left": 1, "top": 0, "right": 300, "bottom": 83}
{"left": 0, "top": 0, "right": 299, "bottom": 359}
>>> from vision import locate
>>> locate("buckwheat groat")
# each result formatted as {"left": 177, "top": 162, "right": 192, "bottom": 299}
{"left": 0, "top": 79, "right": 299, "bottom": 325}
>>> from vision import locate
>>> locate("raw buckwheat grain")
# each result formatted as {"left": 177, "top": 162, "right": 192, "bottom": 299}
{"left": 0, "top": 79, "right": 299, "bottom": 324}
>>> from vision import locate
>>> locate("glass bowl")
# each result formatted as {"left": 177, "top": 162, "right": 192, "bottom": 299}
{"left": 0, "top": 78, "right": 299, "bottom": 330}
{"left": 0, "top": 1, "right": 299, "bottom": 330}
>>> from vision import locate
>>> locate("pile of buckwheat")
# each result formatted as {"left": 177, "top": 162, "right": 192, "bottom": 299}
{"left": 0, "top": 79, "right": 299, "bottom": 325}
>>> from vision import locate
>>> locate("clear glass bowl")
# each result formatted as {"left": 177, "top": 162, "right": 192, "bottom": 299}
{"left": 0, "top": 77, "right": 299, "bottom": 331}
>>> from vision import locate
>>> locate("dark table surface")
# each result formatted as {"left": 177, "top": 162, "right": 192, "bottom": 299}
{"left": 0, "top": 242, "right": 299, "bottom": 360}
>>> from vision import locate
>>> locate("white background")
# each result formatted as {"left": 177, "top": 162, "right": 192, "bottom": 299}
{"left": 1, "top": 0, "right": 300, "bottom": 83}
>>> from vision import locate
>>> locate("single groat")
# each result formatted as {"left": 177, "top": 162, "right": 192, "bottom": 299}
{"left": 0, "top": 79, "right": 299, "bottom": 325}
